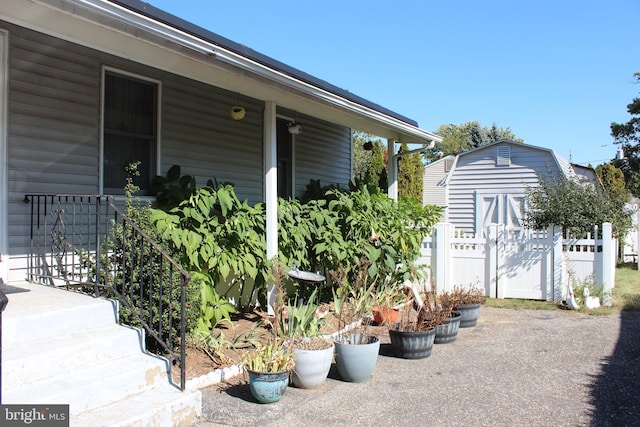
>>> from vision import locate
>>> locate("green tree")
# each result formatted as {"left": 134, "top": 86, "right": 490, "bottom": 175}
{"left": 352, "top": 131, "right": 377, "bottom": 182}
{"left": 426, "top": 121, "right": 523, "bottom": 161}
{"left": 524, "top": 177, "right": 633, "bottom": 239}
{"left": 611, "top": 72, "right": 640, "bottom": 197}
{"left": 596, "top": 163, "right": 627, "bottom": 198}
{"left": 369, "top": 140, "right": 388, "bottom": 190}
{"left": 397, "top": 143, "right": 424, "bottom": 201}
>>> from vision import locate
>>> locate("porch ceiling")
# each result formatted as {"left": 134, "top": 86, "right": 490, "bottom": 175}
{"left": 1, "top": 0, "right": 441, "bottom": 145}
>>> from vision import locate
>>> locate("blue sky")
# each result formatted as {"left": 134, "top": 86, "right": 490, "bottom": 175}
{"left": 148, "top": 0, "right": 638, "bottom": 167}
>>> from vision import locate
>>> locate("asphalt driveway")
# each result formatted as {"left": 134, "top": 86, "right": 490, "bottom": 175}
{"left": 193, "top": 307, "right": 640, "bottom": 426}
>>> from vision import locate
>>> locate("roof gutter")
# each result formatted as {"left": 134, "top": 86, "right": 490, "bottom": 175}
{"left": 65, "top": 0, "right": 442, "bottom": 144}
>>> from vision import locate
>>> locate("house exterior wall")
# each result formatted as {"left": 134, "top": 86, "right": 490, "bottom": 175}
{"left": 283, "top": 110, "right": 352, "bottom": 198}
{"left": 422, "top": 156, "right": 452, "bottom": 218}
{"left": 2, "top": 22, "right": 352, "bottom": 280}
{"left": 446, "top": 142, "right": 561, "bottom": 232}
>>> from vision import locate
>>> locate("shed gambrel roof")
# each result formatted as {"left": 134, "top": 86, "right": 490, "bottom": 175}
{"left": 439, "top": 140, "right": 586, "bottom": 186}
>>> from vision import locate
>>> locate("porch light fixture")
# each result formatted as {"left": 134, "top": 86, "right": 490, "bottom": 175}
{"left": 230, "top": 105, "right": 246, "bottom": 120}
{"left": 287, "top": 122, "right": 302, "bottom": 135}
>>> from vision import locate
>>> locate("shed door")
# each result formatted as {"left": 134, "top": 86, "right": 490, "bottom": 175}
{"left": 476, "top": 192, "right": 525, "bottom": 235}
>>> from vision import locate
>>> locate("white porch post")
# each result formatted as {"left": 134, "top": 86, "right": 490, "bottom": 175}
{"left": 264, "top": 101, "right": 278, "bottom": 316}
{"left": 387, "top": 139, "right": 398, "bottom": 201}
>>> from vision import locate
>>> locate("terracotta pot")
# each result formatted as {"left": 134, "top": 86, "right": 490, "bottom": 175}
{"left": 371, "top": 306, "right": 400, "bottom": 325}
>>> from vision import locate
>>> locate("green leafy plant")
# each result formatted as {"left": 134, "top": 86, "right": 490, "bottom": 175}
{"left": 190, "top": 322, "right": 264, "bottom": 366}
{"left": 241, "top": 339, "right": 295, "bottom": 373}
{"left": 279, "top": 289, "right": 325, "bottom": 338}
{"left": 152, "top": 185, "right": 268, "bottom": 320}
{"left": 150, "top": 165, "right": 197, "bottom": 211}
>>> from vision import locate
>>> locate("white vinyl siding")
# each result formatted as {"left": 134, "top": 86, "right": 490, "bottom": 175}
{"left": 422, "top": 156, "right": 451, "bottom": 208}
{"left": 282, "top": 110, "right": 351, "bottom": 198}
{"left": 161, "top": 78, "right": 264, "bottom": 204}
{"left": 3, "top": 22, "right": 356, "bottom": 280}
{"left": 447, "top": 142, "right": 559, "bottom": 232}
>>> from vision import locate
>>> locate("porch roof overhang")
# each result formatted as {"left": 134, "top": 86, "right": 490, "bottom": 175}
{"left": 1, "top": 0, "right": 441, "bottom": 146}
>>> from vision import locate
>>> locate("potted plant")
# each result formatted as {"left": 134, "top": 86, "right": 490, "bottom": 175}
{"left": 371, "top": 277, "right": 406, "bottom": 325}
{"left": 388, "top": 292, "right": 441, "bottom": 359}
{"left": 279, "top": 289, "right": 334, "bottom": 389}
{"left": 242, "top": 339, "right": 295, "bottom": 404}
{"left": 241, "top": 258, "right": 295, "bottom": 403}
{"left": 330, "top": 258, "right": 380, "bottom": 383}
{"left": 443, "top": 284, "right": 486, "bottom": 328}
{"left": 430, "top": 292, "right": 460, "bottom": 344}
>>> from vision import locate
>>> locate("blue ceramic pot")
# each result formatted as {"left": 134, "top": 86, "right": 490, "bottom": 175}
{"left": 246, "top": 369, "right": 289, "bottom": 404}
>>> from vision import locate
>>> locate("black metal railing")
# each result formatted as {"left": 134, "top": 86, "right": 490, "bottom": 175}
{"left": 24, "top": 194, "right": 191, "bottom": 390}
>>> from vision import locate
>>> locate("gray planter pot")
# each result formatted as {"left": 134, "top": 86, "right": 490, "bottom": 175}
{"left": 333, "top": 334, "right": 380, "bottom": 383}
{"left": 291, "top": 342, "right": 334, "bottom": 389}
{"left": 435, "top": 311, "right": 461, "bottom": 344}
{"left": 456, "top": 303, "right": 481, "bottom": 328}
{"left": 389, "top": 328, "right": 436, "bottom": 359}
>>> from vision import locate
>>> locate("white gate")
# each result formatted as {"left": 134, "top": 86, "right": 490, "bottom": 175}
{"left": 499, "top": 228, "right": 552, "bottom": 300}
{"left": 421, "top": 223, "right": 614, "bottom": 302}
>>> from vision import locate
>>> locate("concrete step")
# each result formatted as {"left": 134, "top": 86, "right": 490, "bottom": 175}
{"left": 72, "top": 384, "right": 202, "bottom": 427}
{"left": 4, "top": 352, "right": 171, "bottom": 414}
{"left": 4, "top": 324, "right": 146, "bottom": 385}
{"left": 2, "top": 282, "right": 202, "bottom": 424}
{"left": 3, "top": 284, "right": 118, "bottom": 346}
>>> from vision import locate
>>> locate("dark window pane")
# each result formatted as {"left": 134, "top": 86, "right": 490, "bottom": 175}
{"left": 103, "top": 134, "right": 155, "bottom": 193}
{"left": 277, "top": 119, "right": 292, "bottom": 198}
{"left": 103, "top": 72, "right": 157, "bottom": 194}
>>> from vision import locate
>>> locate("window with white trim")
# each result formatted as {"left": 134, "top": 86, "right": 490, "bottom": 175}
{"left": 102, "top": 71, "right": 158, "bottom": 194}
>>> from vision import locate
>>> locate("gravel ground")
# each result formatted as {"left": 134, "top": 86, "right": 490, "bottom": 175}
{"left": 192, "top": 307, "right": 640, "bottom": 427}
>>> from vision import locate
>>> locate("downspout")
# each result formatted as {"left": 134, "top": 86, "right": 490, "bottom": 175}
{"left": 264, "top": 101, "right": 278, "bottom": 316}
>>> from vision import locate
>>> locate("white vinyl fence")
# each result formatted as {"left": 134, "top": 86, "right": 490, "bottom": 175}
{"left": 420, "top": 223, "right": 616, "bottom": 303}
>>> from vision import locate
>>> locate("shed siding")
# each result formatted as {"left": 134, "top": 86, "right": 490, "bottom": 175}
{"left": 448, "top": 143, "right": 559, "bottom": 232}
